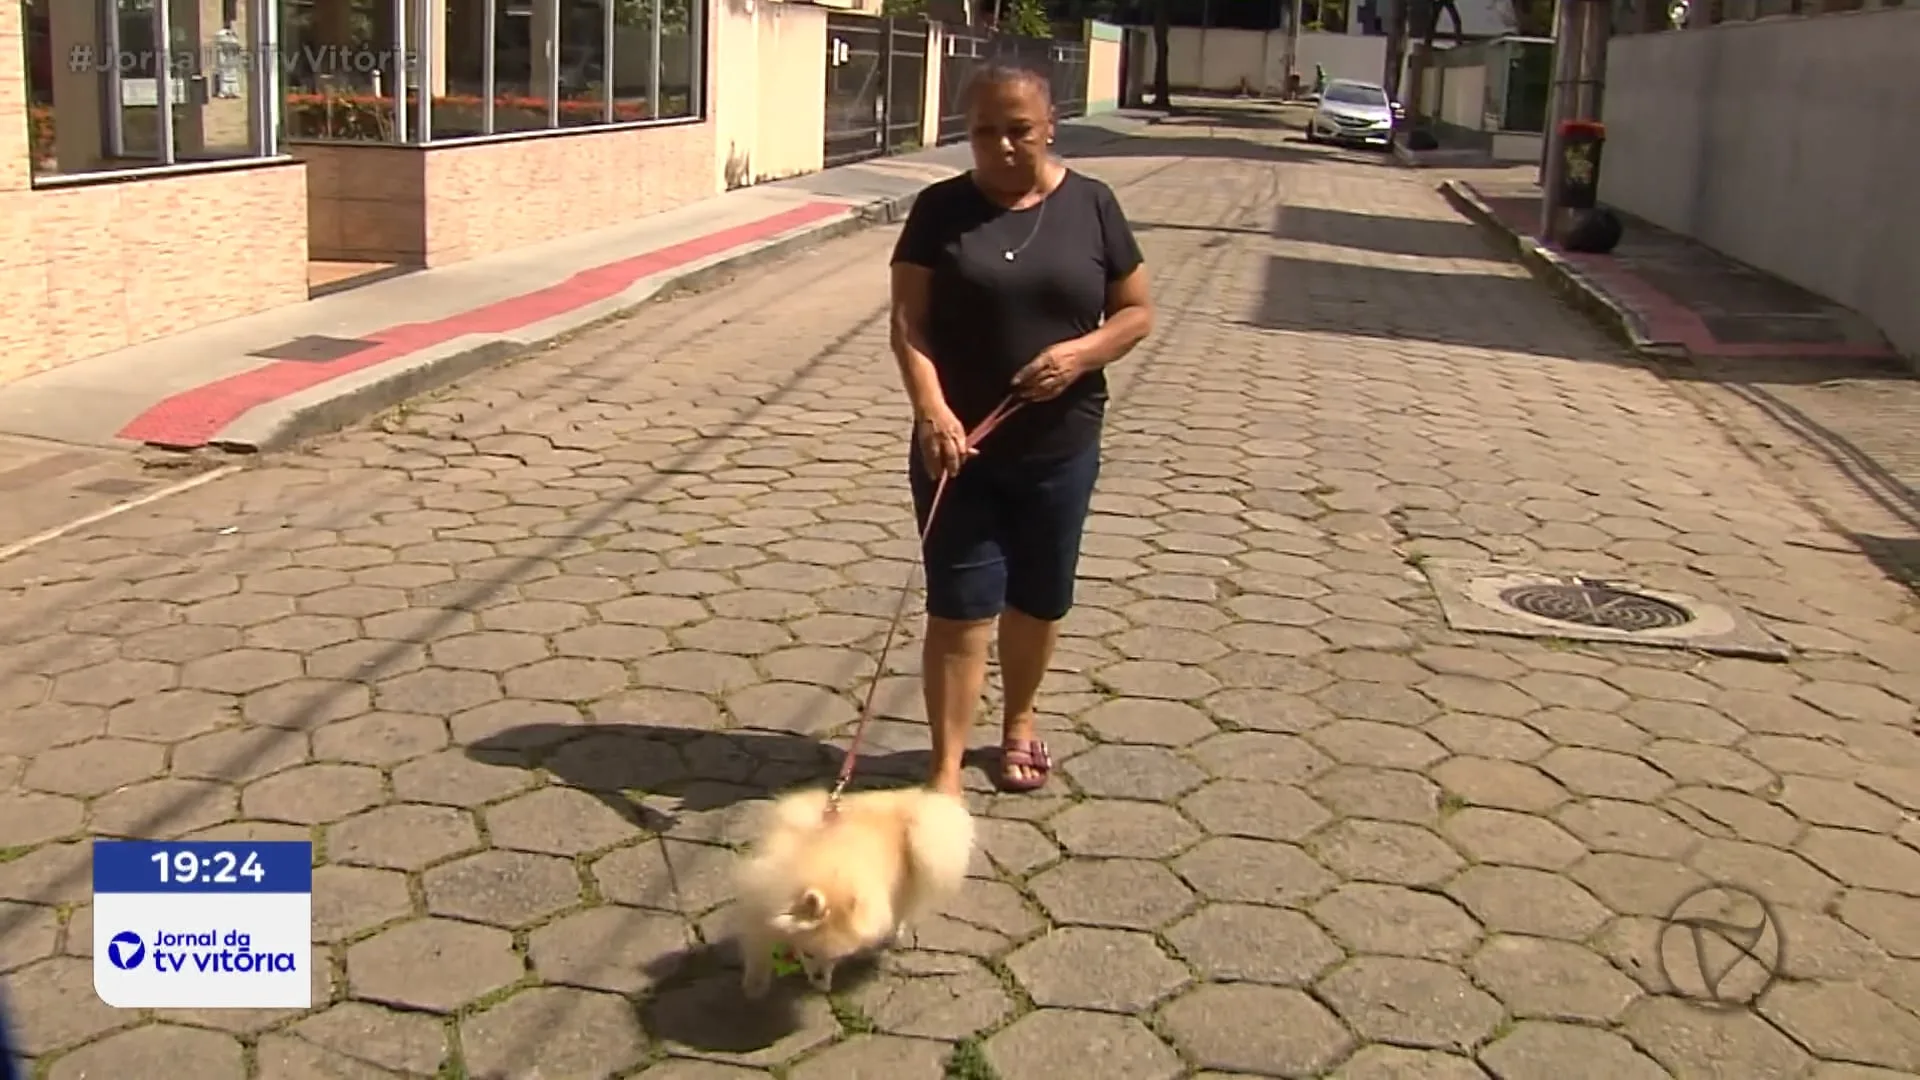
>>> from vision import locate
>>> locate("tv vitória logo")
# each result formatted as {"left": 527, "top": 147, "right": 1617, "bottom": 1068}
{"left": 107, "top": 932, "right": 146, "bottom": 971}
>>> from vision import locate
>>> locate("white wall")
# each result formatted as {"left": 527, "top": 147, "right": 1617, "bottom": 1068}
{"left": 1601, "top": 10, "right": 1920, "bottom": 358}
{"left": 1142, "top": 26, "right": 1393, "bottom": 93}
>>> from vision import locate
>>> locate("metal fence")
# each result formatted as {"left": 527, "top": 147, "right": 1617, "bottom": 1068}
{"left": 825, "top": 14, "right": 932, "bottom": 168}
{"left": 936, "top": 28, "right": 1090, "bottom": 146}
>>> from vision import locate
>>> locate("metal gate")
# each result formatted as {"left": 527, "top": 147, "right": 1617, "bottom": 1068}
{"left": 825, "top": 14, "right": 885, "bottom": 167}
{"left": 885, "top": 18, "right": 929, "bottom": 153}
{"left": 937, "top": 29, "right": 1090, "bottom": 144}
{"left": 826, "top": 14, "right": 931, "bottom": 168}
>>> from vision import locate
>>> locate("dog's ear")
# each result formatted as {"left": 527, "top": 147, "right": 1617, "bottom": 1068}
{"left": 773, "top": 888, "right": 829, "bottom": 931}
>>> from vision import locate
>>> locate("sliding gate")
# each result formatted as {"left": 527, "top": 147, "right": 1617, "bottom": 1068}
{"left": 825, "top": 14, "right": 930, "bottom": 168}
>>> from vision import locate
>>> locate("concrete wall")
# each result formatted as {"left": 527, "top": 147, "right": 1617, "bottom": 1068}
{"left": 717, "top": 0, "right": 829, "bottom": 189}
{"left": 1088, "top": 21, "right": 1123, "bottom": 113}
{"left": 0, "top": 0, "right": 309, "bottom": 387}
{"left": 1601, "top": 9, "right": 1920, "bottom": 358}
{"left": 1142, "top": 27, "right": 1394, "bottom": 93}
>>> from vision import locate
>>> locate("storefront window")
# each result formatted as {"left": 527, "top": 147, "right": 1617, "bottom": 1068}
{"left": 283, "top": 0, "right": 703, "bottom": 143}
{"left": 20, "top": 0, "right": 280, "bottom": 181}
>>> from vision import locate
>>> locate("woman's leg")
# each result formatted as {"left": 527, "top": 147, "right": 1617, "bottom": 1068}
{"left": 911, "top": 447, "right": 1007, "bottom": 796}
{"left": 998, "top": 443, "right": 1101, "bottom": 788}
{"left": 924, "top": 616, "right": 996, "bottom": 796}
{"left": 997, "top": 610, "right": 1060, "bottom": 785}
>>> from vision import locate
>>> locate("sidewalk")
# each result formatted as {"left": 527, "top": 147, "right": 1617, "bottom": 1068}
{"left": 0, "top": 115, "right": 1147, "bottom": 458}
{"left": 1446, "top": 180, "right": 1920, "bottom": 591}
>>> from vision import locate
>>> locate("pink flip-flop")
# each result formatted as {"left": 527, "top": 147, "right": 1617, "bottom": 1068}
{"left": 996, "top": 739, "right": 1053, "bottom": 794}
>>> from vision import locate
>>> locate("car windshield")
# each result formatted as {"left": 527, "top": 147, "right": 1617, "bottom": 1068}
{"left": 1325, "top": 84, "right": 1387, "bottom": 107}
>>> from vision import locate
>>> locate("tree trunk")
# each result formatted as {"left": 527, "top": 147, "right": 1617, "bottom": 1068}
{"left": 1403, "top": 0, "right": 1436, "bottom": 123}
{"left": 1381, "top": 0, "right": 1408, "bottom": 101}
{"left": 1152, "top": 0, "right": 1172, "bottom": 110}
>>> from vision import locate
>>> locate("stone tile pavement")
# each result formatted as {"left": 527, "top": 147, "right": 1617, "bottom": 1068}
{"left": 2, "top": 123, "right": 1920, "bottom": 1079}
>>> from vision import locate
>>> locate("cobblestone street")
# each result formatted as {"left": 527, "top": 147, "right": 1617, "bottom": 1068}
{"left": 3, "top": 123, "right": 1920, "bottom": 1079}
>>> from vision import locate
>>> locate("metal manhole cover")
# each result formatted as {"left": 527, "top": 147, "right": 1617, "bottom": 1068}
{"left": 1498, "top": 581, "right": 1694, "bottom": 632}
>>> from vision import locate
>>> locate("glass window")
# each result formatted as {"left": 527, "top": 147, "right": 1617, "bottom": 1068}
{"left": 282, "top": 0, "right": 402, "bottom": 141}
{"left": 1323, "top": 82, "right": 1387, "bottom": 106}
{"left": 276, "top": 0, "right": 698, "bottom": 143}
{"left": 21, "top": 0, "right": 278, "bottom": 180}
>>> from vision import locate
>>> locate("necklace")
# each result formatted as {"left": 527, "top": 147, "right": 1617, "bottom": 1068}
{"left": 1003, "top": 196, "right": 1049, "bottom": 262}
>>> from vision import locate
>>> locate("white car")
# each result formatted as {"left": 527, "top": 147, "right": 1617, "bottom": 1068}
{"left": 1306, "top": 79, "right": 1398, "bottom": 149}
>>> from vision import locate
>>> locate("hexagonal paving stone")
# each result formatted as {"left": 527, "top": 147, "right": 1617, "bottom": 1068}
{"left": 89, "top": 778, "right": 237, "bottom": 839}
{"left": 1029, "top": 858, "right": 1196, "bottom": 930}
{"left": 0, "top": 956, "right": 125, "bottom": 1055}
{"left": 0, "top": 791, "right": 82, "bottom": 848}
{"left": 45, "top": 1022, "right": 244, "bottom": 1079}
{"left": 312, "top": 865, "right": 414, "bottom": 943}
{"left": 1164, "top": 903, "right": 1342, "bottom": 985}
{"left": 1759, "top": 980, "right": 1920, "bottom": 1073}
{"left": 646, "top": 972, "right": 841, "bottom": 1068}
{"left": 983, "top": 1009, "right": 1183, "bottom": 1080}
{"left": 1777, "top": 775, "right": 1904, "bottom": 832}
{"left": 1839, "top": 889, "right": 1920, "bottom": 959}
{"left": 180, "top": 649, "right": 304, "bottom": 694}
{"left": 1310, "top": 882, "right": 1484, "bottom": 961}
{"left": 486, "top": 786, "right": 639, "bottom": 856}
{"left": 288, "top": 1000, "right": 451, "bottom": 1075}
{"left": 1319, "top": 956, "right": 1504, "bottom": 1051}
{"left": 25, "top": 738, "right": 166, "bottom": 797}
{"left": 1006, "top": 927, "right": 1191, "bottom": 1012}
{"left": 1160, "top": 982, "right": 1355, "bottom": 1075}
{"left": 1448, "top": 865, "right": 1611, "bottom": 939}
{"left": 1622, "top": 996, "right": 1810, "bottom": 1080}
{"left": 528, "top": 906, "right": 693, "bottom": 994}
{"left": 1554, "top": 798, "right": 1700, "bottom": 860}
{"left": 1309, "top": 719, "right": 1449, "bottom": 770}
{"left": 392, "top": 749, "right": 536, "bottom": 807}
{"left": 1060, "top": 745, "right": 1207, "bottom": 800}
{"left": 1333, "top": 1045, "right": 1491, "bottom": 1080}
{"left": 242, "top": 764, "right": 385, "bottom": 824}
{"left": 53, "top": 659, "right": 176, "bottom": 707}
{"left": 105, "top": 689, "right": 235, "bottom": 742}
{"left": 1049, "top": 800, "right": 1199, "bottom": 859}
{"left": 1442, "top": 807, "right": 1588, "bottom": 870}
{"left": 846, "top": 951, "right": 1017, "bottom": 1039}
{"left": 1310, "top": 765, "right": 1442, "bottom": 824}
{"left": 1432, "top": 757, "right": 1568, "bottom": 813}
{"left": 327, "top": 805, "right": 479, "bottom": 871}
{"left": 423, "top": 850, "right": 582, "bottom": 927}
{"left": 1092, "top": 659, "right": 1221, "bottom": 700}
{"left": 1078, "top": 698, "right": 1218, "bottom": 745}
{"left": 1189, "top": 731, "right": 1334, "bottom": 785}
{"left": 346, "top": 918, "right": 523, "bottom": 1013}
{"left": 1799, "top": 826, "right": 1920, "bottom": 896}
{"left": 375, "top": 668, "right": 502, "bottom": 715}
{"left": 1479, "top": 1021, "right": 1669, "bottom": 1079}
{"left": 1174, "top": 836, "right": 1336, "bottom": 906}
{"left": 1537, "top": 747, "right": 1675, "bottom": 801}
{"left": 460, "top": 986, "right": 649, "bottom": 1078}
{"left": 311, "top": 712, "right": 449, "bottom": 766}
{"left": 1180, "top": 780, "right": 1331, "bottom": 841}
{"left": 788, "top": 1034, "right": 947, "bottom": 1080}
{"left": 1313, "top": 818, "right": 1464, "bottom": 887}
{"left": 1688, "top": 839, "right": 1840, "bottom": 910}
{"left": 1469, "top": 933, "right": 1641, "bottom": 1022}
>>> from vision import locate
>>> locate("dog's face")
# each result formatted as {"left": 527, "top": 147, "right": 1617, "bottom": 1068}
{"left": 768, "top": 886, "right": 883, "bottom": 990}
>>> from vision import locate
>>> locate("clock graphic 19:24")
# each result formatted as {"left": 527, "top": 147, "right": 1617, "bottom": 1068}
{"left": 152, "top": 849, "right": 268, "bottom": 884}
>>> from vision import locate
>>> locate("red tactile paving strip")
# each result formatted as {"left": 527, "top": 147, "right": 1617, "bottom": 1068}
{"left": 118, "top": 201, "right": 850, "bottom": 450}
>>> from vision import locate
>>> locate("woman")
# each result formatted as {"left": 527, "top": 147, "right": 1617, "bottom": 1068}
{"left": 889, "top": 64, "right": 1154, "bottom": 795}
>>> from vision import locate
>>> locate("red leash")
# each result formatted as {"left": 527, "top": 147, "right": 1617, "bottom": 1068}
{"left": 825, "top": 395, "right": 1024, "bottom": 815}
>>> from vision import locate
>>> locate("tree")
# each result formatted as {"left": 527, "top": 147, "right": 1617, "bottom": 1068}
{"left": 1151, "top": 0, "right": 1171, "bottom": 109}
{"left": 1004, "top": 0, "right": 1053, "bottom": 35}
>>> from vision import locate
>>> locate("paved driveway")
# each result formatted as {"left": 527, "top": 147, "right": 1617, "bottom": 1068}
{"left": 2, "top": 123, "right": 1918, "bottom": 1078}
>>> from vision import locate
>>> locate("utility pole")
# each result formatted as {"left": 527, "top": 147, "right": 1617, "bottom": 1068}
{"left": 1536, "top": 0, "right": 1584, "bottom": 240}
{"left": 1280, "top": 0, "right": 1305, "bottom": 97}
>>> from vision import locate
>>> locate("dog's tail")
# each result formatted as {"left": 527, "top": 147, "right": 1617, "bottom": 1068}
{"left": 905, "top": 791, "right": 976, "bottom": 891}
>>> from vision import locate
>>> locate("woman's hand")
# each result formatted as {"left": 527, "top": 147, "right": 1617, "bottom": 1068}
{"left": 1012, "top": 344, "right": 1085, "bottom": 402}
{"left": 916, "top": 405, "right": 974, "bottom": 479}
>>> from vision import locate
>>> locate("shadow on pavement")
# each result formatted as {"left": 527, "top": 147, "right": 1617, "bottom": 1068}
{"left": 1851, "top": 535, "right": 1920, "bottom": 593}
{"left": 1277, "top": 205, "right": 1500, "bottom": 261}
{"left": 465, "top": 722, "right": 969, "bottom": 834}
{"left": 1252, "top": 253, "right": 1633, "bottom": 364}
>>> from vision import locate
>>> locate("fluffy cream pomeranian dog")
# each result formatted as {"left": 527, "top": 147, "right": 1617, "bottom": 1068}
{"left": 727, "top": 786, "right": 975, "bottom": 998}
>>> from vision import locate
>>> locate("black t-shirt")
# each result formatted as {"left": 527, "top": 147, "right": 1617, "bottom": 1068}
{"left": 892, "top": 169, "right": 1144, "bottom": 462}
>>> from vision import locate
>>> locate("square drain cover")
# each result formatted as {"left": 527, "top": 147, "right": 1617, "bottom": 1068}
{"left": 1420, "top": 560, "right": 1788, "bottom": 660}
{"left": 248, "top": 335, "right": 377, "bottom": 363}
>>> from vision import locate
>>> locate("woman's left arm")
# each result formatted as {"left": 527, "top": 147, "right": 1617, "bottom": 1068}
{"left": 1014, "top": 187, "right": 1153, "bottom": 400}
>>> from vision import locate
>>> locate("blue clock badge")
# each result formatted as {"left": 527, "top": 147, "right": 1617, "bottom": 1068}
{"left": 91, "top": 840, "right": 313, "bottom": 1009}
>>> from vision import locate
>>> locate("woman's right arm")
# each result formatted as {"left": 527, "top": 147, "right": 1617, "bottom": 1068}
{"left": 888, "top": 264, "right": 948, "bottom": 420}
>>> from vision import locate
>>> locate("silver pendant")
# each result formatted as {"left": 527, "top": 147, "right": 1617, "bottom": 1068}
{"left": 1003, "top": 251, "right": 1015, "bottom": 261}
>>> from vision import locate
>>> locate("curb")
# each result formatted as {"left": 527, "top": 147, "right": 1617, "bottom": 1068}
{"left": 1438, "top": 179, "right": 1689, "bottom": 364}
{"left": 215, "top": 188, "right": 928, "bottom": 455}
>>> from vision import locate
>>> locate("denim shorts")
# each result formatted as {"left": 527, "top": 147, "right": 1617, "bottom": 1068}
{"left": 909, "top": 442, "right": 1101, "bottom": 623}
